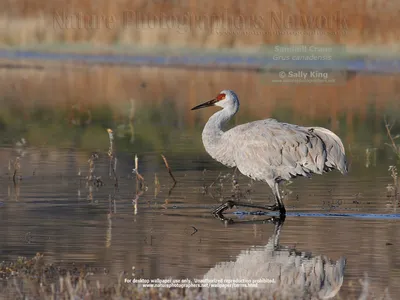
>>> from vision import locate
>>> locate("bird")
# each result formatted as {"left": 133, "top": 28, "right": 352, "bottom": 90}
{"left": 202, "top": 220, "right": 346, "bottom": 299}
{"left": 191, "top": 90, "right": 348, "bottom": 216}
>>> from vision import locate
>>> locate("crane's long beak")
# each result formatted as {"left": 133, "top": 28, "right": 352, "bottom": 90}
{"left": 191, "top": 98, "right": 218, "bottom": 110}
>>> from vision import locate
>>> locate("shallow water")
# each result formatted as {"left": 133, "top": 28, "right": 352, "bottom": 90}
{"left": 0, "top": 65, "right": 400, "bottom": 298}
{"left": 0, "top": 144, "right": 399, "bottom": 298}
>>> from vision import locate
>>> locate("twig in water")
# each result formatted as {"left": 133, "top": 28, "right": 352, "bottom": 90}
{"left": 168, "top": 181, "right": 177, "bottom": 196}
{"left": 154, "top": 173, "right": 160, "bottom": 198}
{"left": 12, "top": 157, "right": 21, "bottom": 184}
{"left": 106, "top": 197, "right": 112, "bottom": 248}
{"left": 86, "top": 153, "right": 99, "bottom": 184}
{"left": 12, "top": 183, "right": 20, "bottom": 201}
{"left": 387, "top": 166, "right": 399, "bottom": 206}
{"left": 384, "top": 116, "right": 400, "bottom": 160}
{"left": 133, "top": 154, "right": 145, "bottom": 183}
{"left": 107, "top": 129, "right": 118, "bottom": 188}
{"left": 107, "top": 129, "right": 114, "bottom": 159}
{"left": 201, "top": 169, "right": 208, "bottom": 194}
{"left": 365, "top": 148, "right": 377, "bottom": 168}
{"left": 209, "top": 172, "right": 222, "bottom": 188}
{"left": 133, "top": 186, "right": 145, "bottom": 215}
{"left": 94, "top": 176, "right": 104, "bottom": 187}
{"left": 161, "top": 154, "right": 177, "bottom": 184}
{"left": 191, "top": 226, "right": 198, "bottom": 236}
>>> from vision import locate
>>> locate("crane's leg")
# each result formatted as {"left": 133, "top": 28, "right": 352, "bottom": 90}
{"left": 273, "top": 182, "right": 286, "bottom": 215}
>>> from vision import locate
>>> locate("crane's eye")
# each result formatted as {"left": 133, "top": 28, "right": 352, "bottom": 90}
{"left": 216, "top": 93, "right": 226, "bottom": 101}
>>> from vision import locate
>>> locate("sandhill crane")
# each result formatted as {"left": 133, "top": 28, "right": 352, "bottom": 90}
{"left": 191, "top": 90, "right": 348, "bottom": 216}
{"left": 202, "top": 219, "right": 346, "bottom": 299}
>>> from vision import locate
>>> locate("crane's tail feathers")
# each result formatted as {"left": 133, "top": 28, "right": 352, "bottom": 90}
{"left": 309, "top": 127, "right": 348, "bottom": 174}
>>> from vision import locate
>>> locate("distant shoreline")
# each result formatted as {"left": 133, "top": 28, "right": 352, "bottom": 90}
{"left": 0, "top": 46, "right": 399, "bottom": 74}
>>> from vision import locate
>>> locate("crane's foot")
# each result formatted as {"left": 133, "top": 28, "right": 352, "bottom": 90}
{"left": 216, "top": 215, "right": 283, "bottom": 225}
{"left": 212, "top": 200, "right": 286, "bottom": 222}
{"left": 212, "top": 200, "right": 235, "bottom": 222}
{"left": 265, "top": 204, "right": 280, "bottom": 211}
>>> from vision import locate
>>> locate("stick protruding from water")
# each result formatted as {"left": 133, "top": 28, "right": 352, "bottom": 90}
{"left": 134, "top": 154, "right": 145, "bottom": 182}
{"left": 106, "top": 128, "right": 118, "bottom": 187}
{"left": 161, "top": 154, "right": 177, "bottom": 184}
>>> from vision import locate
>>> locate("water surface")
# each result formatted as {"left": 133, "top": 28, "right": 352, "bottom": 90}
{"left": 0, "top": 65, "right": 400, "bottom": 298}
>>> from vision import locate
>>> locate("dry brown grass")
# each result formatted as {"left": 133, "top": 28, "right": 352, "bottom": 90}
{"left": 0, "top": 253, "right": 394, "bottom": 300}
{"left": 0, "top": 253, "right": 391, "bottom": 300}
{"left": 0, "top": 0, "right": 399, "bottom": 48}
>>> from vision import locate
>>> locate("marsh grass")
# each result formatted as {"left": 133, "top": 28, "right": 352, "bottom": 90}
{"left": 386, "top": 166, "right": 399, "bottom": 209}
{"left": 133, "top": 154, "right": 145, "bottom": 185}
{"left": 384, "top": 116, "right": 400, "bottom": 162}
{"left": 0, "top": 254, "right": 393, "bottom": 300}
{"left": 86, "top": 152, "right": 104, "bottom": 189}
{"left": 154, "top": 173, "right": 161, "bottom": 198}
{"left": 107, "top": 128, "right": 118, "bottom": 188}
{"left": 1, "top": 1, "right": 400, "bottom": 49}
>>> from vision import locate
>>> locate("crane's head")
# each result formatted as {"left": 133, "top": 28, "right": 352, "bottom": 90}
{"left": 191, "top": 90, "right": 239, "bottom": 111}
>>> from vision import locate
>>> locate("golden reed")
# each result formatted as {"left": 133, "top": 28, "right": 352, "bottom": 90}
{"left": 0, "top": 0, "right": 399, "bottom": 47}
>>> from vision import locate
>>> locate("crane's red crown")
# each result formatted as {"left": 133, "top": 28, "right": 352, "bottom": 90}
{"left": 216, "top": 93, "right": 226, "bottom": 101}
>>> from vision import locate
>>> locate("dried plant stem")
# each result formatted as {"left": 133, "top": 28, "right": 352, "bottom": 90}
{"left": 106, "top": 198, "right": 112, "bottom": 248}
{"left": 13, "top": 170, "right": 17, "bottom": 184}
{"left": 86, "top": 153, "right": 100, "bottom": 186}
{"left": 134, "top": 154, "right": 145, "bottom": 183}
{"left": 107, "top": 129, "right": 118, "bottom": 188}
{"left": 384, "top": 116, "right": 400, "bottom": 160}
{"left": 154, "top": 173, "right": 160, "bottom": 197}
{"left": 161, "top": 154, "right": 177, "bottom": 184}
{"left": 209, "top": 172, "right": 222, "bottom": 188}
{"left": 107, "top": 128, "right": 114, "bottom": 177}
{"left": 12, "top": 157, "right": 21, "bottom": 184}
{"left": 389, "top": 166, "right": 399, "bottom": 198}
{"left": 111, "top": 163, "right": 118, "bottom": 188}
{"left": 168, "top": 182, "right": 177, "bottom": 196}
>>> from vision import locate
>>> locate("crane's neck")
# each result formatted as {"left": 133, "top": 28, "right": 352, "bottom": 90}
{"left": 201, "top": 104, "right": 239, "bottom": 167}
{"left": 203, "top": 105, "right": 238, "bottom": 138}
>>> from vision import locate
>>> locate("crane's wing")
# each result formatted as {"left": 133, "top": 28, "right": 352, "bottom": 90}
{"left": 307, "top": 127, "right": 348, "bottom": 174}
{"left": 226, "top": 119, "right": 345, "bottom": 182}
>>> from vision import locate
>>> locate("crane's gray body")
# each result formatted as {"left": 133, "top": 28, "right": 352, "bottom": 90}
{"left": 203, "top": 117, "right": 348, "bottom": 184}
{"left": 199, "top": 90, "right": 348, "bottom": 210}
